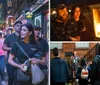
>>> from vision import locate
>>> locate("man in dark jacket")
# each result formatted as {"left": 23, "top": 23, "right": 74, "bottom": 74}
{"left": 93, "top": 55, "right": 100, "bottom": 85}
{"left": 51, "top": 4, "right": 68, "bottom": 41}
{"left": 51, "top": 47, "right": 70, "bottom": 85}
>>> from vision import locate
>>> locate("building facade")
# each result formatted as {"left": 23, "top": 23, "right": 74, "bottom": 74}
{"left": 50, "top": 43, "right": 97, "bottom": 63}
{"left": 7, "top": 0, "right": 49, "bottom": 40}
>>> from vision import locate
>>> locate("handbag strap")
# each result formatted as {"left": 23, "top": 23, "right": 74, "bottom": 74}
{"left": 15, "top": 42, "right": 30, "bottom": 60}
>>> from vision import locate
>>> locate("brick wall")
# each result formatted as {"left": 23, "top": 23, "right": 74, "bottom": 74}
{"left": 50, "top": 43, "right": 97, "bottom": 63}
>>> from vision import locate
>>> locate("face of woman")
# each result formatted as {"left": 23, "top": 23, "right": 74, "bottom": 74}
{"left": 74, "top": 7, "right": 81, "bottom": 19}
{"left": 21, "top": 26, "right": 30, "bottom": 39}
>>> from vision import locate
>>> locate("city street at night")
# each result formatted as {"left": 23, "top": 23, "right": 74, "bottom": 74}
{"left": 0, "top": 0, "right": 49, "bottom": 85}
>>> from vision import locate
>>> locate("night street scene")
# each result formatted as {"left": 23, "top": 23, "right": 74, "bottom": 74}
{"left": 50, "top": 42, "right": 100, "bottom": 85}
{"left": 0, "top": 0, "right": 49, "bottom": 85}
{"left": 50, "top": 0, "right": 100, "bottom": 41}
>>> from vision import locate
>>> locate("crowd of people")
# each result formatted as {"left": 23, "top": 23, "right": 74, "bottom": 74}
{"left": 51, "top": 48, "right": 100, "bottom": 85}
{"left": 0, "top": 21, "right": 49, "bottom": 85}
{"left": 51, "top": 4, "right": 94, "bottom": 41}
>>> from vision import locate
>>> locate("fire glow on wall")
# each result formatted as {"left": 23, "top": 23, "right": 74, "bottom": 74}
{"left": 93, "top": 8, "right": 100, "bottom": 38}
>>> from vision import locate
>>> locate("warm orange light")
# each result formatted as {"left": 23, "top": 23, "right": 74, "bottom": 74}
{"left": 52, "top": 10, "right": 56, "bottom": 15}
{"left": 93, "top": 9, "right": 100, "bottom": 38}
{"left": 96, "top": 24, "right": 100, "bottom": 37}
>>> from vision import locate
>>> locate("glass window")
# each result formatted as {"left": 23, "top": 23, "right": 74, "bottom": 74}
{"left": 75, "top": 42, "right": 89, "bottom": 48}
{"left": 50, "top": 43, "right": 62, "bottom": 49}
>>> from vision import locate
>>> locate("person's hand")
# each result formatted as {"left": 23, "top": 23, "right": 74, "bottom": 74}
{"left": 18, "top": 64, "right": 27, "bottom": 72}
{"left": 82, "top": 27, "right": 86, "bottom": 32}
{"left": 70, "top": 36, "right": 80, "bottom": 41}
{"left": 31, "top": 58, "right": 40, "bottom": 64}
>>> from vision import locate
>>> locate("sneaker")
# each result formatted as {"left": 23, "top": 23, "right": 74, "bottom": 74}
{"left": 1, "top": 81, "right": 6, "bottom": 85}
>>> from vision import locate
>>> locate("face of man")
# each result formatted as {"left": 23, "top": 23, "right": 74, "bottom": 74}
{"left": 74, "top": 7, "right": 81, "bottom": 19}
{"left": 58, "top": 7, "right": 68, "bottom": 22}
{"left": 7, "top": 30, "right": 12, "bottom": 35}
{"left": 14, "top": 23, "right": 22, "bottom": 33}
{"left": 34, "top": 29, "right": 40, "bottom": 37}
{"left": 74, "top": 51, "right": 77, "bottom": 56}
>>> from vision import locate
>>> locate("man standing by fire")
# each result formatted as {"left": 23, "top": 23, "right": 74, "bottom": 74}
{"left": 51, "top": 4, "right": 68, "bottom": 41}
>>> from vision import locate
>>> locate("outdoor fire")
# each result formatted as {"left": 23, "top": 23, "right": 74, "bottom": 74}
{"left": 93, "top": 8, "right": 100, "bottom": 38}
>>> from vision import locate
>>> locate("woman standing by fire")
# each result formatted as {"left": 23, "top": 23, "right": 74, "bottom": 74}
{"left": 66, "top": 6, "right": 93, "bottom": 41}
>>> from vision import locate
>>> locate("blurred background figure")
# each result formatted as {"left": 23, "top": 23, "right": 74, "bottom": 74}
{"left": 76, "top": 59, "right": 88, "bottom": 85}
{"left": 71, "top": 51, "right": 80, "bottom": 78}
{"left": 0, "top": 32, "right": 6, "bottom": 85}
{"left": 4, "top": 28, "right": 13, "bottom": 38}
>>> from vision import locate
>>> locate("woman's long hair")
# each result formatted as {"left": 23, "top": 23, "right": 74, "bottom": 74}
{"left": 80, "top": 59, "right": 86, "bottom": 67}
{"left": 71, "top": 6, "right": 84, "bottom": 20}
{"left": 18, "top": 23, "right": 37, "bottom": 44}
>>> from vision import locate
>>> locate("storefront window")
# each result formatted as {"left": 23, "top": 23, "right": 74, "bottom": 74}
{"left": 50, "top": 43, "right": 62, "bottom": 49}
{"left": 75, "top": 42, "right": 89, "bottom": 48}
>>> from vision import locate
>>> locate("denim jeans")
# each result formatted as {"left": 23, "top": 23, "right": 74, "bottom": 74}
{"left": 0, "top": 55, "right": 5, "bottom": 81}
{"left": 6, "top": 62, "right": 16, "bottom": 85}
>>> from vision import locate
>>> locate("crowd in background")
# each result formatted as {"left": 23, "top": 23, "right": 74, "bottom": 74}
{"left": 51, "top": 48, "right": 100, "bottom": 85}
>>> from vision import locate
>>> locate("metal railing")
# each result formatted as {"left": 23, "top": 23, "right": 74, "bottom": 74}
{"left": 83, "top": 43, "right": 99, "bottom": 61}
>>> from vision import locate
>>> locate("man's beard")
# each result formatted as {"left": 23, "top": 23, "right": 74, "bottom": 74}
{"left": 58, "top": 15, "right": 67, "bottom": 22}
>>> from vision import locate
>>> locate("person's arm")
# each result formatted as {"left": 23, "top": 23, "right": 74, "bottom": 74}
{"left": 2, "top": 44, "right": 11, "bottom": 51}
{"left": 8, "top": 53, "right": 26, "bottom": 72}
{"left": 44, "top": 39, "right": 49, "bottom": 65}
{"left": 66, "top": 62, "right": 70, "bottom": 78}
{"left": 31, "top": 56, "right": 46, "bottom": 65}
{"left": 69, "top": 36, "right": 80, "bottom": 41}
{"left": 8, "top": 42, "right": 26, "bottom": 72}
{"left": 2, "top": 36, "right": 11, "bottom": 51}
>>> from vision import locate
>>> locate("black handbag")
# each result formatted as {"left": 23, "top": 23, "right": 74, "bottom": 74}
{"left": 15, "top": 42, "right": 31, "bottom": 82}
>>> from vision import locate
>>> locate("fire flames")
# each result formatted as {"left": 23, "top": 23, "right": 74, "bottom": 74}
{"left": 93, "top": 9, "right": 100, "bottom": 37}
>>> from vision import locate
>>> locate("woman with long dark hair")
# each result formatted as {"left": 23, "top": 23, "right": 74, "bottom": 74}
{"left": 66, "top": 6, "right": 93, "bottom": 41}
{"left": 8, "top": 23, "right": 46, "bottom": 85}
{"left": 76, "top": 59, "right": 88, "bottom": 85}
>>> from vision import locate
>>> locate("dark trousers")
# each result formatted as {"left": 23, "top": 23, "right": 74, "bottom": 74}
{"left": 6, "top": 62, "right": 16, "bottom": 85}
{"left": 13, "top": 79, "right": 33, "bottom": 85}
{"left": 79, "top": 79, "right": 88, "bottom": 85}
{"left": 94, "top": 81, "right": 100, "bottom": 85}
{"left": 13, "top": 73, "right": 33, "bottom": 85}
{"left": 0, "top": 56, "right": 5, "bottom": 81}
{"left": 90, "top": 79, "right": 96, "bottom": 85}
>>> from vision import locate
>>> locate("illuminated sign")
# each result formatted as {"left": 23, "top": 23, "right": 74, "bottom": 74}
{"left": 25, "top": 12, "right": 33, "bottom": 18}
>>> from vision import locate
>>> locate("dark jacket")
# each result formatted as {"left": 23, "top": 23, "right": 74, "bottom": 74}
{"left": 66, "top": 18, "right": 83, "bottom": 39}
{"left": 66, "top": 18, "right": 94, "bottom": 41}
{"left": 50, "top": 57, "right": 70, "bottom": 83}
{"left": 51, "top": 19, "right": 67, "bottom": 41}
